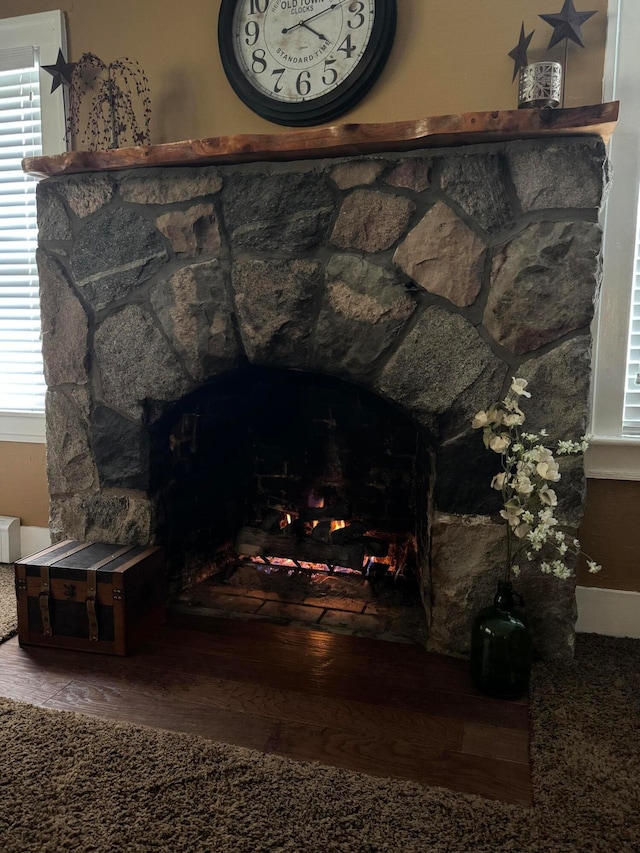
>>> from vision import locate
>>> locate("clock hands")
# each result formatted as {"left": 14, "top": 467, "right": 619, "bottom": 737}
{"left": 299, "top": 21, "right": 329, "bottom": 42}
{"left": 281, "top": 0, "right": 346, "bottom": 35}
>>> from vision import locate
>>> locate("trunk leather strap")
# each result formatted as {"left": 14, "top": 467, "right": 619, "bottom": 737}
{"left": 39, "top": 566, "right": 51, "bottom": 636}
{"left": 86, "top": 568, "right": 99, "bottom": 642}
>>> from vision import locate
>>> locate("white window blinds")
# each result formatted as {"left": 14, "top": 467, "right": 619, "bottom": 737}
{"left": 0, "top": 45, "right": 46, "bottom": 413}
{"left": 623, "top": 200, "right": 640, "bottom": 432}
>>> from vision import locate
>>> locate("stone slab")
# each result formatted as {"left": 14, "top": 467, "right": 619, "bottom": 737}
{"left": 331, "top": 189, "right": 414, "bottom": 253}
{"left": 393, "top": 201, "right": 486, "bottom": 306}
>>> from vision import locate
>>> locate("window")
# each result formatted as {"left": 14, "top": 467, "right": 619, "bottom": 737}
{"left": 587, "top": 0, "right": 640, "bottom": 478}
{"left": 622, "top": 190, "right": 640, "bottom": 430}
{"left": 0, "top": 11, "right": 66, "bottom": 443}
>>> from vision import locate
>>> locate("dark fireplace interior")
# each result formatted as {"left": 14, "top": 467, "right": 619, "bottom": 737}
{"left": 149, "top": 367, "right": 432, "bottom": 604}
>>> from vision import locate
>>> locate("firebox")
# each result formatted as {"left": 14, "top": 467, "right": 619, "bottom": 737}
{"left": 150, "top": 367, "right": 431, "bottom": 600}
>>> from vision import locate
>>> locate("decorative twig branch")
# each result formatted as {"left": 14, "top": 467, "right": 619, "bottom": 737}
{"left": 65, "top": 53, "right": 151, "bottom": 151}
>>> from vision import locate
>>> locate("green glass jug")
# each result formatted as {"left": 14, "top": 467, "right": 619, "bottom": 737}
{"left": 470, "top": 580, "right": 533, "bottom": 699}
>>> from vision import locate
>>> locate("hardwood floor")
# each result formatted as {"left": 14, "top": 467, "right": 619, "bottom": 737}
{"left": 0, "top": 613, "right": 533, "bottom": 806}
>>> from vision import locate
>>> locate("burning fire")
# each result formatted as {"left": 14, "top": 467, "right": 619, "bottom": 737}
{"left": 248, "top": 555, "right": 363, "bottom": 575}
{"left": 244, "top": 491, "right": 398, "bottom": 576}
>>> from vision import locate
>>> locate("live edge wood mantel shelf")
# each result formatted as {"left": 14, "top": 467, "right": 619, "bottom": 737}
{"left": 23, "top": 102, "right": 618, "bottom": 177}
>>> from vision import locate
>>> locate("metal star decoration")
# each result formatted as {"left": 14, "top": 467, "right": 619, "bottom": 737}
{"left": 539, "top": 0, "right": 597, "bottom": 49}
{"left": 508, "top": 22, "right": 535, "bottom": 82}
{"left": 41, "top": 49, "right": 77, "bottom": 93}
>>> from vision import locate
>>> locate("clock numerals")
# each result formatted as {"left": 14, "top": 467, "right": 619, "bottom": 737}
{"left": 322, "top": 59, "right": 338, "bottom": 87}
{"left": 337, "top": 34, "right": 356, "bottom": 59}
{"left": 348, "top": 1, "right": 366, "bottom": 29}
{"left": 220, "top": 0, "right": 396, "bottom": 125}
{"left": 244, "top": 20, "right": 260, "bottom": 45}
{"left": 271, "top": 67, "right": 285, "bottom": 93}
{"left": 296, "top": 70, "right": 311, "bottom": 97}
{"left": 251, "top": 49, "right": 267, "bottom": 74}
{"left": 234, "top": 0, "right": 375, "bottom": 102}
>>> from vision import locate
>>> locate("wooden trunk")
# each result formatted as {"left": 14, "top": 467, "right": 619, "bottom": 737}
{"left": 15, "top": 540, "right": 165, "bottom": 655}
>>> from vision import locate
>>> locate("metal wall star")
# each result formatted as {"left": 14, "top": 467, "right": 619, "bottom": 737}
{"left": 41, "top": 48, "right": 77, "bottom": 93}
{"left": 539, "top": 0, "right": 597, "bottom": 49}
{"left": 508, "top": 22, "right": 535, "bottom": 82}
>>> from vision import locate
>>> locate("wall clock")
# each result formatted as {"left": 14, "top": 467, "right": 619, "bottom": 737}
{"left": 218, "top": 0, "right": 397, "bottom": 126}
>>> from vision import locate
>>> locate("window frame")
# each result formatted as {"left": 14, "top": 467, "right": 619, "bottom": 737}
{"left": 0, "top": 10, "right": 67, "bottom": 444}
{"left": 587, "top": 0, "right": 640, "bottom": 479}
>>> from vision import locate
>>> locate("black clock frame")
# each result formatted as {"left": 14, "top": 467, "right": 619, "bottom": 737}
{"left": 218, "top": 0, "right": 397, "bottom": 127}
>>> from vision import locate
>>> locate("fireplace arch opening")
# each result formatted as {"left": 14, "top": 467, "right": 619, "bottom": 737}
{"left": 148, "top": 366, "right": 433, "bottom": 609}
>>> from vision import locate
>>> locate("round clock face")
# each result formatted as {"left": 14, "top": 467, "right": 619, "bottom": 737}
{"left": 218, "top": 0, "right": 397, "bottom": 126}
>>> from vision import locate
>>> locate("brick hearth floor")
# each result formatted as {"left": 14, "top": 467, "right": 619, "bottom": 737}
{"left": 174, "top": 571, "right": 428, "bottom": 645}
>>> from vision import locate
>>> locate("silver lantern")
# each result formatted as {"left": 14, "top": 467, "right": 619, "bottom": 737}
{"left": 518, "top": 61, "right": 562, "bottom": 109}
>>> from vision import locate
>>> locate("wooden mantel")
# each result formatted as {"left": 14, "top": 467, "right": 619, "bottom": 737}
{"left": 23, "top": 102, "right": 618, "bottom": 178}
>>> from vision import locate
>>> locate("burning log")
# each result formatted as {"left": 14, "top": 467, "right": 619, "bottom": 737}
{"left": 310, "top": 520, "right": 333, "bottom": 542}
{"left": 330, "top": 521, "right": 368, "bottom": 544}
{"left": 361, "top": 536, "right": 389, "bottom": 557}
{"left": 281, "top": 518, "right": 307, "bottom": 537}
{"left": 298, "top": 504, "right": 351, "bottom": 522}
{"left": 236, "top": 526, "right": 365, "bottom": 571}
{"left": 260, "top": 510, "right": 284, "bottom": 533}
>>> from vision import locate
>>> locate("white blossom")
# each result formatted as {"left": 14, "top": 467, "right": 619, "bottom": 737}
{"left": 514, "top": 478, "right": 534, "bottom": 496}
{"left": 552, "top": 561, "right": 573, "bottom": 580}
{"left": 530, "top": 445, "right": 554, "bottom": 464}
{"left": 476, "top": 381, "right": 602, "bottom": 582}
{"left": 471, "top": 410, "right": 490, "bottom": 429}
{"left": 536, "top": 459, "right": 561, "bottom": 482}
{"left": 587, "top": 560, "right": 602, "bottom": 574}
{"left": 491, "top": 472, "right": 507, "bottom": 491}
{"left": 557, "top": 439, "right": 580, "bottom": 454}
{"left": 489, "top": 434, "right": 511, "bottom": 453}
{"left": 539, "top": 485, "right": 558, "bottom": 507}
{"left": 538, "top": 508, "right": 558, "bottom": 528}
{"left": 510, "top": 377, "right": 531, "bottom": 397}
{"left": 503, "top": 411, "right": 525, "bottom": 427}
{"left": 500, "top": 506, "right": 523, "bottom": 527}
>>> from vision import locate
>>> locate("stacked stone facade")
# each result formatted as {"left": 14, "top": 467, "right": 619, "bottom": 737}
{"left": 36, "top": 136, "right": 607, "bottom": 659}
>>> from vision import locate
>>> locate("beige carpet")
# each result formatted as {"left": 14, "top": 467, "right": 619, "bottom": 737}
{"left": 0, "top": 563, "right": 16, "bottom": 643}
{"left": 0, "top": 634, "right": 638, "bottom": 853}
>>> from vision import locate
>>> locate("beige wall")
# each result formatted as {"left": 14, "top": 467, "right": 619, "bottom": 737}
{"left": 578, "top": 480, "right": 640, "bottom": 592}
{"left": 0, "top": 443, "right": 48, "bottom": 527}
{"left": 3, "top": 0, "right": 624, "bottom": 590}
{"left": 0, "top": 0, "right": 608, "bottom": 144}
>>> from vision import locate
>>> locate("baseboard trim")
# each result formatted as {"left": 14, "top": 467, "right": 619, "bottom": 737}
{"left": 576, "top": 585, "right": 640, "bottom": 639}
{"left": 19, "top": 526, "right": 51, "bottom": 559}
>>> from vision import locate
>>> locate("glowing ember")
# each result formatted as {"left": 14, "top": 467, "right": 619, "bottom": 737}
{"left": 248, "top": 555, "right": 363, "bottom": 575}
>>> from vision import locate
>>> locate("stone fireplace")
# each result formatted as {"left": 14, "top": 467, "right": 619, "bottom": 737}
{"left": 31, "top": 113, "right": 610, "bottom": 660}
